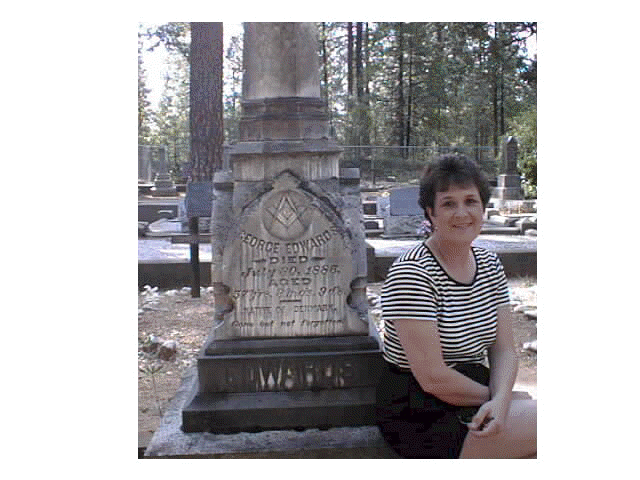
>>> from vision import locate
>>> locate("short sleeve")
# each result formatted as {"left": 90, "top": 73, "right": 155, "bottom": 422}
{"left": 493, "top": 255, "right": 511, "bottom": 307}
{"left": 381, "top": 260, "right": 438, "bottom": 322}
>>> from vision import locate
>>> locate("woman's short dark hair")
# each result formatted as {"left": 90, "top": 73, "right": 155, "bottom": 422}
{"left": 418, "top": 154, "right": 491, "bottom": 223}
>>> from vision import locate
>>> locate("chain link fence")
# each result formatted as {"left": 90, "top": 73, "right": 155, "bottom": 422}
{"left": 341, "top": 145, "right": 498, "bottom": 185}
{"left": 140, "top": 143, "right": 499, "bottom": 186}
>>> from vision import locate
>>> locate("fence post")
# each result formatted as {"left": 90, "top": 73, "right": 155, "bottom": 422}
{"left": 189, "top": 216, "right": 200, "bottom": 298}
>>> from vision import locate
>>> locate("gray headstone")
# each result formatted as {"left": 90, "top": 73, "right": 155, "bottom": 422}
{"left": 389, "top": 186, "right": 422, "bottom": 216}
{"left": 138, "top": 145, "right": 153, "bottom": 183}
{"left": 186, "top": 181, "right": 213, "bottom": 218}
{"left": 503, "top": 136, "right": 519, "bottom": 174}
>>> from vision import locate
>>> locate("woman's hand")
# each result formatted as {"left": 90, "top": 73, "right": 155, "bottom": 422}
{"left": 467, "top": 398, "right": 510, "bottom": 437}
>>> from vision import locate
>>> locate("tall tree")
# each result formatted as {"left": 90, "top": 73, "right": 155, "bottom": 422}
{"left": 138, "top": 29, "right": 152, "bottom": 144}
{"left": 223, "top": 31, "right": 243, "bottom": 142}
{"left": 144, "top": 22, "right": 190, "bottom": 59}
{"left": 347, "top": 22, "right": 354, "bottom": 98}
{"left": 152, "top": 53, "right": 190, "bottom": 173}
{"left": 189, "top": 22, "right": 224, "bottom": 181}
{"left": 394, "top": 23, "right": 406, "bottom": 152}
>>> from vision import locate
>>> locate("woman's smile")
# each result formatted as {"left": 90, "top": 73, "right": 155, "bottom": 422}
{"left": 428, "top": 184, "right": 485, "bottom": 244}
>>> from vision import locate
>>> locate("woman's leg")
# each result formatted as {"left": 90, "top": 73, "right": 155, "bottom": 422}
{"left": 459, "top": 399, "right": 537, "bottom": 458}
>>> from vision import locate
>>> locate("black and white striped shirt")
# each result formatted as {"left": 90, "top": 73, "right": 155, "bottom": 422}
{"left": 381, "top": 242, "right": 511, "bottom": 369}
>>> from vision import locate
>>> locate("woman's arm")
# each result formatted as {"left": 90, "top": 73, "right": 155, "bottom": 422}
{"left": 467, "top": 304, "right": 519, "bottom": 436}
{"left": 394, "top": 318, "right": 490, "bottom": 406}
{"left": 488, "top": 304, "right": 519, "bottom": 402}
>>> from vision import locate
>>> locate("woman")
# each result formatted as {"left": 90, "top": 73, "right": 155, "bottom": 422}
{"left": 377, "top": 154, "right": 536, "bottom": 458}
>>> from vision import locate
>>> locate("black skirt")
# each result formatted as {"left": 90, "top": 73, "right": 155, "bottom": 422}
{"left": 376, "top": 361, "right": 490, "bottom": 458}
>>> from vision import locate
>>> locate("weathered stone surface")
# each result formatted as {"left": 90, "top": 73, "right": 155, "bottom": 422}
{"left": 516, "top": 215, "right": 537, "bottom": 234}
{"left": 138, "top": 221, "right": 149, "bottom": 237}
{"left": 232, "top": 150, "right": 341, "bottom": 182}
{"left": 242, "top": 23, "right": 320, "bottom": 100}
{"left": 199, "top": 337, "right": 382, "bottom": 393}
{"left": 185, "top": 181, "right": 213, "bottom": 218}
{"left": 182, "top": 22, "right": 379, "bottom": 436}
{"left": 148, "top": 367, "right": 398, "bottom": 458}
{"left": 389, "top": 186, "right": 421, "bottom": 216}
{"left": 238, "top": 97, "right": 331, "bottom": 141}
{"left": 501, "top": 136, "right": 519, "bottom": 175}
{"left": 217, "top": 171, "right": 366, "bottom": 339}
{"left": 384, "top": 216, "right": 424, "bottom": 237}
{"left": 494, "top": 136, "right": 523, "bottom": 200}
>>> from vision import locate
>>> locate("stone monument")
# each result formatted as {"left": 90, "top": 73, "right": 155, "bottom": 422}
{"left": 492, "top": 136, "right": 523, "bottom": 202}
{"left": 138, "top": 145, "right": 153, "bottom": 183}
{"left": 181, "top": 22, "right": 383, "bottom": 434}
{"left": 379, "top": 186, "right": 425, "bottom": 238}
{"left": 150, "top": 146, "right": 178, "bottom": 197}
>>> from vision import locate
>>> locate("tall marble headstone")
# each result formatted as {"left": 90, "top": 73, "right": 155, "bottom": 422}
{"left": 493, "top": 136, "right": 523, "bottom": 201}
{"left": 182, "top": 22, "right": 383, "bottom": 434}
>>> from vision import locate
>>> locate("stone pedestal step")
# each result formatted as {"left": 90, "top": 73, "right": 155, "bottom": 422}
{"left": 182, "top": 386, "right": 378, "bottom": 434}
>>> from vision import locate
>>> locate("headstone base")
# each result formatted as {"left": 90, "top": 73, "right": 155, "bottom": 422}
{"left": 182, "top": 387, "right": 378, "bottom": 434}
{"left": 492, "top": 174, "right": 523, "bottom": 201}
{"left": 151, "top": 173, "right": 178, "bottom": 197}
{"left": 145, "top": 366, "right": 398, "bottom": 458}
{"left": 182, "top": 335, "right": 384, "bottom": 434}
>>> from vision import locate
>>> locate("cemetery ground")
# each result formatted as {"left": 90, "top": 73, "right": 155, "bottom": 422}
{"left": 138, "top": 278, "right": 537, "bottom": 452}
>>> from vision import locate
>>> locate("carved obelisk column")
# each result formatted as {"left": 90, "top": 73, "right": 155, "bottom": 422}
{"left": 182, "top": 22, "right": 382, "bottom": 434}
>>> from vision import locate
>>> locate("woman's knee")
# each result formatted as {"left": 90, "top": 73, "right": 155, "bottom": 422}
{"left": 459, "top": 399, "right": 536, "bottom": 458}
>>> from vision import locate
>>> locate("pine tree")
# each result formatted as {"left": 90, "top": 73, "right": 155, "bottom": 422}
{"left": 189, "top": 22, "right": 224, "bottom": 180}
{"left": 138, "top": 28, "right": 152, "bottom": 144}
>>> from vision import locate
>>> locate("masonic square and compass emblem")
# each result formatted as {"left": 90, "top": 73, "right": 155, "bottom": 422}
{"left": 263, "top": 189, "right": 313, "bottom": 240}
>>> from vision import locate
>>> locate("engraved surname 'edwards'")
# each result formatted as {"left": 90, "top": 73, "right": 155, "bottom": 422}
{"left": 222, "top": 358, "right": 355, "bottom": 391}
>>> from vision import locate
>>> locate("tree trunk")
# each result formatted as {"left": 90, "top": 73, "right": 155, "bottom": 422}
{"left": 321, "top": 22, "right": 333, "bottom": 136}
{"left": 356, "top": 22, "right": 364, "bottom": 102}
{"left": 355, "top": 22, "right": 364, "bottom": 148}
{"left": 361, "top": 23, "right": 371, "bottom": 150}
{"left": 406, "top": 27, "right": 413, "bottom": 151}
{"left": 347, "top": 22, "right": 354, "bottom": 97}
{"left": 491, "top": 22, "right": 501, "bottom": 157}
{"left": 189, "top": 22, "right": 223, "bottom": 181}
{"left": 395, "top": 23, "right": 405, "bottom": 154}
{"left": 499, "top": 65, "right": 505, "bottom": 136}
{"left": 321, "top": 22, "right": 330, "bottom": 101}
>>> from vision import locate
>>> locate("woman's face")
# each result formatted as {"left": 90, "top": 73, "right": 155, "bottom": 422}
{"left": 427, "top": 183, "right": 484, "bottom": 245}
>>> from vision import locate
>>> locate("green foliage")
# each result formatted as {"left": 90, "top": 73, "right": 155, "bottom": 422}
{"left": 139, "top": 362, "right": 164, "bottom": 417}
{"left": 319, "top": 23, "right": 535, "bottom": 150}
{"left": 143, "top": 22, "right": 190, "bottom": 59}
{"left": 138, "top": 28, "right": 152, "bottom": 144}
{"left": 150, "top": 51, "right": 190, "bottom": 180}
{"left": 138, "top": 22, "right": 536, "bottom": 182}
{"left": 508, "top": 106, "right": 536, "bottom": 194}
{"left": 139, "top": 22, "right": 237, "bottom": 176}
{"left": 223, "top": 33, "right": 243, "bottom": 143}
